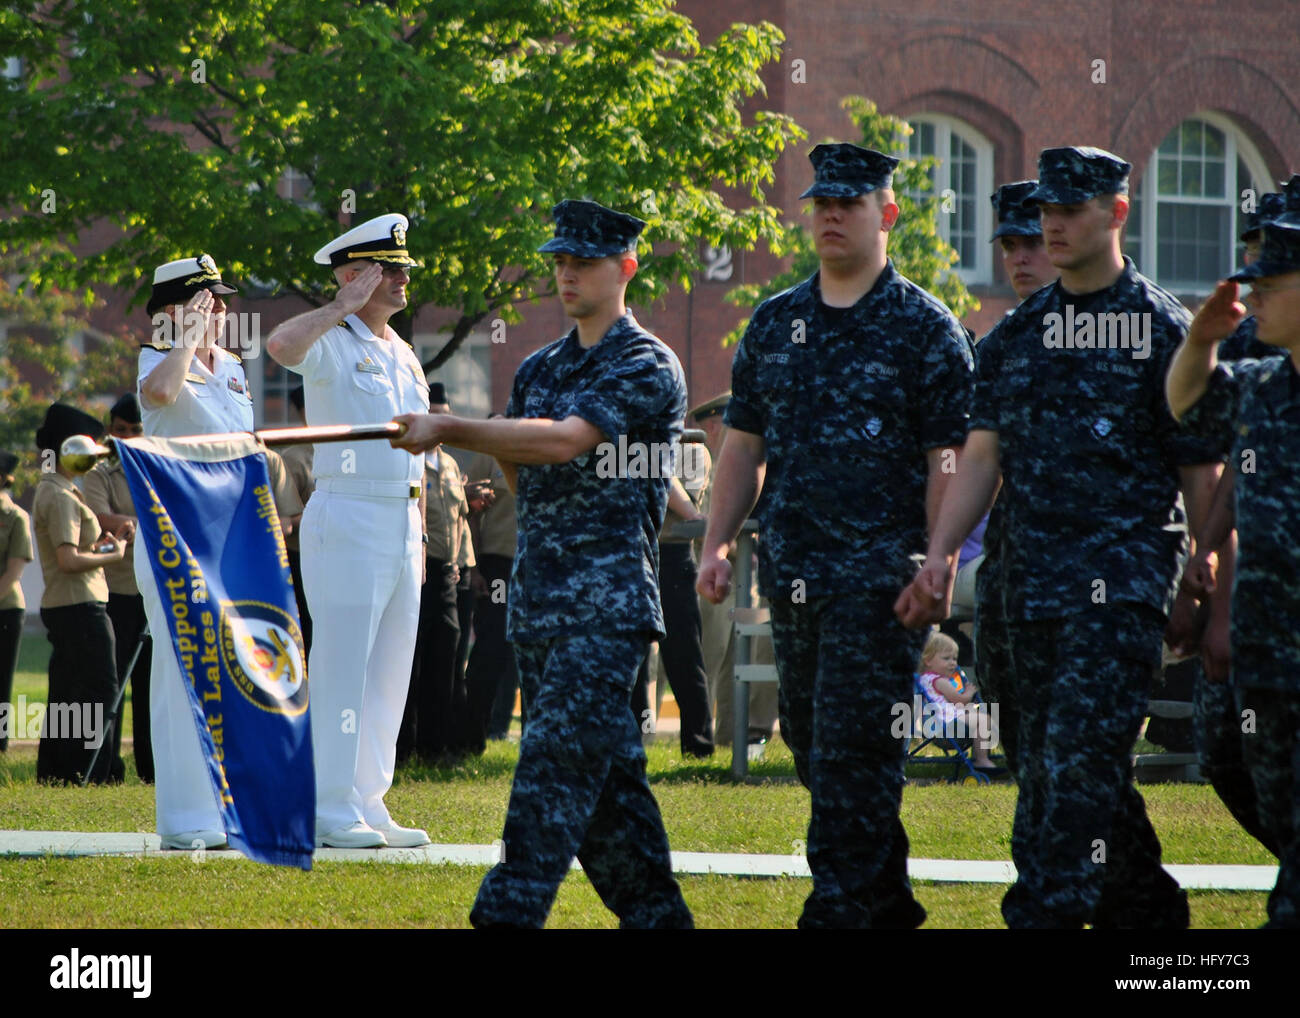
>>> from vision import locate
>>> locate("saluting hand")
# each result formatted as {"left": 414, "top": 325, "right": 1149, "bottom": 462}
{"left": 1187, "top": 280, "right": 1247, "bottom": 347}
{"left": 178, "top": 289, "right": 214, "bottom": 349}
{"left": 334, "top": 262, "right": 386, "bottom": 316}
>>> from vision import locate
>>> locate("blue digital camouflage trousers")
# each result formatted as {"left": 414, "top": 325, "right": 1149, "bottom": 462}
{"left": 974, "top": 566, "right": 1018, "bottom": 772}
{"left": 1196, "top": 666, "right": 1278, "bottom": 856}
{"left": 1003, "top": 604, "right": 1188, "bottom": 928}
{"left": 470, "top": 632, "right": 693, "bottom": 929}
{"left": 1237, "top": 688, "right": 1300, "bottom": 927}
{"left": 769, "top": 590, "right": 927, "bottom": 929}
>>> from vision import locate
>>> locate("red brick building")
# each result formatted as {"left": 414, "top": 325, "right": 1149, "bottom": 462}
{"left": 431, "top": 0, "right": 1300, "bottom": 424}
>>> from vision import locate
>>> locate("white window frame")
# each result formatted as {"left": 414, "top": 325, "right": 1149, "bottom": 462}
{"left": 905, "top": 114, "right": 995, "bottom": 286}
{"left": 1135, "top": 112, "right": 1271, "bottom": 296}
{"left": 415, "top": 329, "right": 493, "bottom": 420}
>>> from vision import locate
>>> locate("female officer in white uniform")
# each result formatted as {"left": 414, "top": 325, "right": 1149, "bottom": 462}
{"left": 136, "top": 254, "right": 251, "bottom": 850}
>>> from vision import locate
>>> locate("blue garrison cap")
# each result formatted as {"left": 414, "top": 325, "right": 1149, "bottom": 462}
{"left": 1026, "top": 147, "right": 1131, "bottom": 205}
{"left": 799, "top": 143, "right": 898, "bottom": 200}
{"left": 1229, "top": 220, "right": 1300, "bottom": 281}
{"left": 991, "top": 180, "right": 1042, "bottom": 240}
{"left": 538, "top": 199, "right": 646, "bottom": 258}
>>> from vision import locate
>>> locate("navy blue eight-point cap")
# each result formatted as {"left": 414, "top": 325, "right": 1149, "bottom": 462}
{"left": 538, "top": 199, "right": 646, "bottom": 258}
{"left": 1229, "top": 220, "right": 1300, "bottom": 282}
{"left": 1027, "top": 147, "right": 1131, "bottom": 206}
{"left": 1240, "top": 192, "right": 1285, "bottom": 241}
{"left": 991, "top": 180, "right": 1042, "bottom": 240}
{"left": 799, "top": 143, "right": 898, "bottom": 200}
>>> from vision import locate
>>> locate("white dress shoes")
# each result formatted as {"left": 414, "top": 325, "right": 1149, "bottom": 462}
{"left": 315, "top": 821, "right": 387, "bottom": 849}
{"left": 371, "top": 822, "right": 431, "bottom": 848}
{"left": 160, "top": 830, "right": 228, "bottom": 850}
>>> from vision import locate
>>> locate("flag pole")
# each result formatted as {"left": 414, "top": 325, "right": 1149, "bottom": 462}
{"left": 59, "top": 422, "right": 409, "bottom": 473}
{"left": 62, "top": 423, "right": 706, "bottom": 474}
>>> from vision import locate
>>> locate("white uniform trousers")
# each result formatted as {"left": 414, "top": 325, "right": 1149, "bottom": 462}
{"left": 135, "top": 542, "right": 224, "bottom": 836}
{"left": 301, "top": 490, "right": 422, "bottom": 834}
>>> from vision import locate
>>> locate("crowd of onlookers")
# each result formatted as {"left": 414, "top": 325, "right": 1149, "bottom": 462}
{"left": 1, "top": 384, "right": 773, "bottom": 781}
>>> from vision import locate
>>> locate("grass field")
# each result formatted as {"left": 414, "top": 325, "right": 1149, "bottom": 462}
{"left": 0, "top": 635, "right": 1273, "bottom": 928}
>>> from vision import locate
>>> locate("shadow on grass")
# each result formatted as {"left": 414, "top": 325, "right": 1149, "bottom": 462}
{"left": 394, "top": 750, "right": 520, "bottom": 783}
{"left": 641, "top": 737, "right": 802, "bottom": 785}
{"left": 0, "top": 746, "right": 155, "bottom": 789}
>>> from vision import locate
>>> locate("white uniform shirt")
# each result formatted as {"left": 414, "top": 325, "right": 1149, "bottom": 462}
{"left": 288, "top": 314, "right": 429, "bottom": 483}
{"left": 138, "top": 345, "right": 255, "bottom": 437}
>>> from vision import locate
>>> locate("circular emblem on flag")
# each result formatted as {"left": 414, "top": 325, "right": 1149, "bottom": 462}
{"left": 219, "top": 601, "right": 308, "bottom": 715}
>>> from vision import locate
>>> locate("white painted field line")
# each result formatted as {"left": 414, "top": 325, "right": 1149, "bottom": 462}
{"left": 0, "top": 832, "right": 1278, "bottom": 890}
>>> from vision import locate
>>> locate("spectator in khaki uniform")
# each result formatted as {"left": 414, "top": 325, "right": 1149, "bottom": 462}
{"left": 0, "top": 451, "right": 34, "bottom": 753}
{"left": 263, "top": 447, "right": 304, "bottom": 541}
{"left": 399, "top": 385, "right": 475, "bottom": 763}
{"left": 82, "top": 393, "right": 153, "bottom": 780}
{"left": 631, "top": 474, "right": 715, "bottom": 756}
{"left": 461, "top": 430, "right": 520, "bottom": 742}
{"left": 691, "top": 394, "right": 778, "bottom": 749}
{"left": 32, "top": 404, "right": 131, "bottom": 784}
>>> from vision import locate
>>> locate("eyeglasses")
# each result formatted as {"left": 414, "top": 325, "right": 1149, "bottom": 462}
{"left": 1246, "top": 280, "right": 1300, "bottom": 300}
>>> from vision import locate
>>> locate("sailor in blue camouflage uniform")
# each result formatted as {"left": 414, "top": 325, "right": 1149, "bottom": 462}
{"left": 699, "top": 144, "right": 974, "bottom": 928}
{"left": 900, "top": 147, "right": 1222, "bottom": 928}
{"left": 1173, "top": 182, "right": 1296, "bottom": 857}
{"left": 1169, "top": 213, "right": 1300, "bottom": 927}
{"left": 393, "top": 198, "right": 692, "bottom": 929}
{"left": 973, "top": 180, "right": 1060, "bottom": 774}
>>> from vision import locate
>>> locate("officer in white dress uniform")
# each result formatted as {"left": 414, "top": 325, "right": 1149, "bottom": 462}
{"left": 266, "top": 214, "right": 432, "bottom": 849}
{"left": 136, "top": 255, "right": 250, "bottom": 850}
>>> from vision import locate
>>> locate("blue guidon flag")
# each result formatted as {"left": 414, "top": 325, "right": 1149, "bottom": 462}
{"left": 116, "top": 434, "right": 314, "bottom": 869}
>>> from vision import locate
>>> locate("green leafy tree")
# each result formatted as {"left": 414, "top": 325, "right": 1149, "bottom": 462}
{"left": 724, "top": 96, "right": 978, "bottom": 344}
{"left": 0, "top": 247, "right": 137, "bottom": 496}
{"left": 0, "top": 0, "right": 803, "bottom": 369}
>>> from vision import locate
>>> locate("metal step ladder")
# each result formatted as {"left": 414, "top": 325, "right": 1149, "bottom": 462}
{"left": 730, "top": 522, "right": 779, "bottom": 778}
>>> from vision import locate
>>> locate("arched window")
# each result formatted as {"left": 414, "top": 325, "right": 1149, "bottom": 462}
{"left": 905, "top": 115, "right": 994, "bottom": 285}
{"left": 1126, "top": 114, "right": 1270, "bottom": 293}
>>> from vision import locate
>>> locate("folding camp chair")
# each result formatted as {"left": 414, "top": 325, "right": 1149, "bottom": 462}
{"left": 903, "top": 669, "right": 995, "bottom": 785}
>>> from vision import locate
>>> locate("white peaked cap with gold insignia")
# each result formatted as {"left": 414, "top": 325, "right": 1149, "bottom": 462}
{"left": 147, "top": 254, "right": 237, "bottom": 315}
{"left": 313, "top": 213, "right": 420, "bottom": 268}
